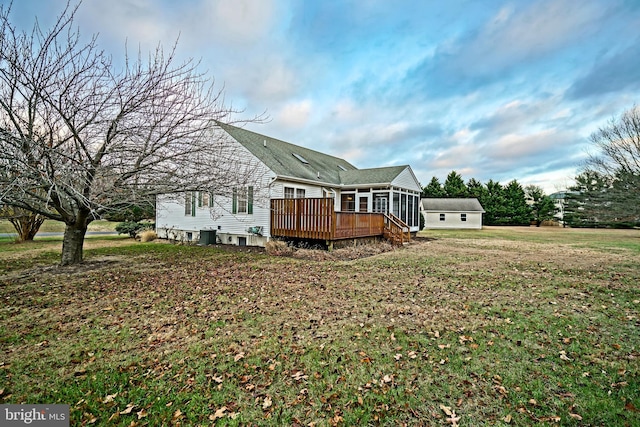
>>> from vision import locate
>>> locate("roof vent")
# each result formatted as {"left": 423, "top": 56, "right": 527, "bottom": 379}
{"left": 292, "top": 153, "right": 309, "bottom": 164}
{"left": 317, "top": 171, "right": 320, "bottom": 179}
{"left": 263, "top": 139, "right": 267, "bottom": 147}
{"left": 337, "top": 164, "right": 347, "bottom": 171}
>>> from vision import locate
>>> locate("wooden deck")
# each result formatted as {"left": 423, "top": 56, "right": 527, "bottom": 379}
{"left": 270, "top": 198, "right": 410, "bottom": 245}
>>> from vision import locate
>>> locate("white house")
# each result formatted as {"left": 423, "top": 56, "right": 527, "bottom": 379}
{"left": 156, "top": 122, "right": 423, "bottom": 246}
{"left": 421, "top": 198, "right": 485, "bottom": 229}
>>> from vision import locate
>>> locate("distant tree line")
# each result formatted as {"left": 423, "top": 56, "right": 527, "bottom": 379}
{"left": 422, "top": 171, "right": 556, "bottom": 226}
{"left": 564, "top": 105, "right": 640, "bottom": 228}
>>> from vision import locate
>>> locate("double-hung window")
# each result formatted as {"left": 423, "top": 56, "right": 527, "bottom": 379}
{"left": 284, "top": 187, "right": 305, "bottom": 198}
{"left": 284, "top": 187, "right": 295, "bottom": 199}
{"left": 185, "top": 192, "right": 196, "bottom": 216}
{"left": 233, "top": 186, "right": 253, "bottom": 214}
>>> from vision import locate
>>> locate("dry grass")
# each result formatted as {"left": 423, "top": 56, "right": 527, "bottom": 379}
{"left": 264, "top": 239, "right": 292, "bottom": 255}
{"left": 139, "top": 230, "right": 157, "bottom": 242}
{"left": 1, "top": 228, "right": 638, "bottom": 426}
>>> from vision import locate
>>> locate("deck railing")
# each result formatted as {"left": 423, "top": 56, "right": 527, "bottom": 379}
{"left": 383, "top": 213, "right": 411, "bottom": 245}
{"left": 270, "top": 198, "right": 409, "bottom": 244}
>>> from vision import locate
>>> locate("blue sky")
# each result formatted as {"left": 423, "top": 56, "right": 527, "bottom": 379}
{"left": 6, "top": 0, "right": 640, "bottom": 193}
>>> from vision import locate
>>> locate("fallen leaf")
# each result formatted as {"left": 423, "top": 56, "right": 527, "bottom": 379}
{"left": 172, "top": 409, "right": 183, "bottom": 420}
{"left": 569, "top": 413, "right": 582, "bottom": 421}
{"left": 234, "top": 352, "right": 245, "bottom": 362}
{"left": 209, "top": 406, "right": 227, "bottom": 421}
{"left": 103, "top": 393, "right": 118, "bottom": 404}
{"left": 120, "top": 404, "right": 135, "bottom": 415}
{"left": 559, "top": 351, "right": 572, "bottom": 361}
{"left": 447, "top": 413, "right": 461, "bottom": 426}
{"left": 136, "top": 409, "right": 147, "bottom": 419}
{"left": 625, "top": 401, "right": 639, "bottom": 412}
{"left": 503, "top": 414, "right": 512, "bottom": 423}
{"left": 394, "top": 353, "right": 402, "bottom": 361}
{"left": 292, "top": 371, "right": 308, "bottom": 381}
{"left": 263, "top": 396, "right": 272, "bottom": 410}
{"left": 440, "top": 404, "right": 453, "bottom": 416}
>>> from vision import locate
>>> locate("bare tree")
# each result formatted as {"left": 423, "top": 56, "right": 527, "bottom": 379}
{"left": 0, "top": 205, "right": 45, "bottom": 241}
{"left": 579, "top": 105, "right": 640, "bottom": 226}
{"left": 586, "top": 105, "right": 640, "bottom": 178}
{"left": 0, "top": 3, "right": 262, "bottom": 265}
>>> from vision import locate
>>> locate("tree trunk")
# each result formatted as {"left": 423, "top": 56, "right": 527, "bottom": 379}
{"left": 9, "top": 213, "right": 45, "bottom": 241}
{"left": 61, "top": 222, "right": 88, "bottom": 266}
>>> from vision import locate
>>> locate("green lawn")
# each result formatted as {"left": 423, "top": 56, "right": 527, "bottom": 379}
{"left": 0, "top": 219, "right": 118, "bottom": 236}
{"left": 1, "top": 227, "right": 638, "bottom": 426}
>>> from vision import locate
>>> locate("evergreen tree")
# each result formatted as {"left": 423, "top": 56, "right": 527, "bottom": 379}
{"left": 503, "top": 180, "right": 531, "bottom": 225}
{"left": 443, "top": 171, "right": 467, "bottom": 197}
{"left": 466, "top": 178, "right": 487, "bottom": 200}
{"left": 423, "top": 176, "right": 446, "bottom": 198}
{"left": 525, "top": 185, "right": 556, "bottom": 226}
{"left": 483, "top": 180, "right": 506, "bottom": 225}
{"left": 565, "top": 171, "right": 612, "bottom": 227}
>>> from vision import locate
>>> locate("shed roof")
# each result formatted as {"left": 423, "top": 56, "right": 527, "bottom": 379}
{"left": 218, "top": 122, "right": 414, "bottom": 188}
{"left": 421, "top": 198, "right": 485, "bottom": 212}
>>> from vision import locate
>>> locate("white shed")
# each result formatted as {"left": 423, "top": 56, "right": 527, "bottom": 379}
{"left": 421, "top": 198, "right": 485, "bottom": 229}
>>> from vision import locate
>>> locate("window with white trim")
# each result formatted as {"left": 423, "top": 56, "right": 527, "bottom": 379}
{"left": 284, "top": 187, "right": 295, "bottom": 199}
{"left": 439, "top": 213, "right": 445, "bottom": 221}
{"left": 284, "top": 187, "right": 306, "bottom": 199}
{"left": 233, "top": 186, "right": 253, "bottom": 214}
{"left": 185, "top": 192, "right": 195, "bottom": 216}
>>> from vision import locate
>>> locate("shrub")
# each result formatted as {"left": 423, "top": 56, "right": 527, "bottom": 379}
{"left": 265, "top": 239, "right": 292, "bottom": 255}
{"left": 140, "top": 230, "right": 157, "bottom": 242}
{"left": 115, "top": 221, "right": 153, "bottom": 238}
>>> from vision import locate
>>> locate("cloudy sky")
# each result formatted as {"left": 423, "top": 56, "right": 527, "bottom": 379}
{"left": 6, "top": 0, "right": 640, "bottom": 193}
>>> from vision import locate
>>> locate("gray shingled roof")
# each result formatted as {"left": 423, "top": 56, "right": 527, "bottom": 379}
{"left": 218, "top": 122, "right": 411, "bottom": 187}
{"left": 339, "top": 166, "right": 409, "bottom": 186}
{"left": 421, "top": 198, "right": 485, "bottom": 212}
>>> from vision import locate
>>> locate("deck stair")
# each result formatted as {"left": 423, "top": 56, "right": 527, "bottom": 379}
{"left": 383, "top": 214, "right": 411, "bottom": 245}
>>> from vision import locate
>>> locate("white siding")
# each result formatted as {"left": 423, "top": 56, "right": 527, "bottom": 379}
{"left": 391, "top": 167, "right": 422, "bottom": 192}
{"left": 423, "top": 212, "right": 483, "bottom": 229}
{"left": 155, "top": 138, "right": 275, "bottom": 246}
{"left": 271, "top": 181, "right": 327, "bottom": 199}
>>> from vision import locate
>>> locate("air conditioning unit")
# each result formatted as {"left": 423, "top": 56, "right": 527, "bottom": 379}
{"left": 199, "top": 230, "right": 217, "bottom": 245}
{"left": 247, "top": 226, "right": 263, "bottom": 236}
